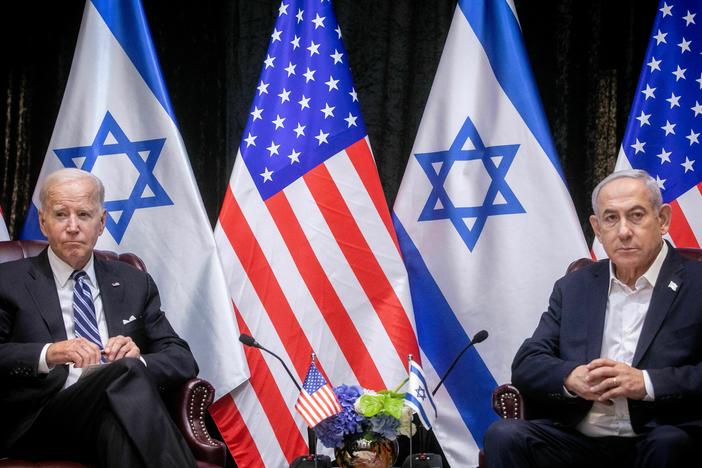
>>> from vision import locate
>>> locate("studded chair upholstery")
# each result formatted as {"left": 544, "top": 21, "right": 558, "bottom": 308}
{"left": 478, "top": 249, "right": 702, "bottom": 467}
{"left": 0, "top": 240, "right": 226, "bottom": 468}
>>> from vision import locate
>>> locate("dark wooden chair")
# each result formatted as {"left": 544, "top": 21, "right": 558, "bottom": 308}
{"left": 479, "top": 248, "right": 702, "bottom": 467}
{"left": 0, "top": 240, "right": 227, "bottom": 468}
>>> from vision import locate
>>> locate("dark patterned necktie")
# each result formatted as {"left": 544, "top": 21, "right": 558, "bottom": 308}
{"left": 71, "top": 270, "right": 103, "bottom": 351}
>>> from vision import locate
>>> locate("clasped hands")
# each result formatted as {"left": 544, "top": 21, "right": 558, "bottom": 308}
{"left": 46, "top": 335, "right": 140, "bottom": 368}
{"left": 564, "top": 358, "right": 647, "bottom": 403}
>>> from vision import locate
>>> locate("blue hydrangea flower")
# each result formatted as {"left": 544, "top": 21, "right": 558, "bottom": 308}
{"left": 369, "top": 413, "right": 400, "bottom": 439}
{"left": 314, "top": 385, "right": 365, "bottom": 448}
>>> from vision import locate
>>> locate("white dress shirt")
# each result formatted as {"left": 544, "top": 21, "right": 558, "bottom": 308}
{"left": 576, "top": 242, "right": 667, "bottom": 437}
{"left": 38, "top": 248, "right": 108, "bottom": 388}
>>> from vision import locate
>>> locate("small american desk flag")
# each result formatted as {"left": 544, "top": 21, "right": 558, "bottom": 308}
{"left": 295, "top": 361, "right": 342, "bottom": 428}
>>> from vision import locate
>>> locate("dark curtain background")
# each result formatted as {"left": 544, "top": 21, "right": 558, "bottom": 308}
{"left": 0, "top": 0, "right": 661, "bottom": 464}
{"left": 0, "top": 0, "right": 658, "bottom": 243}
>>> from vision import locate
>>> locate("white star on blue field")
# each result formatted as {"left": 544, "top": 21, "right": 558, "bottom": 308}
{"left": 415, "top": 116, "right": 524, "bottom": 251}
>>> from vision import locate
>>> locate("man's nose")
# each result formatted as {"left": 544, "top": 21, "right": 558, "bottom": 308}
{"left": 66, "top": 215, "right": 80, "bottom": 232}
{"left": 617, "top": 219, "right": 633, "bottom": 238}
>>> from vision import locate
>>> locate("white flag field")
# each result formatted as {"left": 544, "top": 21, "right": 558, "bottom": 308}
{"left": 20, "top": 0, "right": 247, "bottom": 396}
{"left": 393, "top": 0, "right": 588, "bottom": 465}
{"left": 0, "top": 208, "right": 9, "bottom": 241}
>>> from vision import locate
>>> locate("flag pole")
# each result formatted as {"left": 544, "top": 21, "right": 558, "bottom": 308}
{"left": 407, "top": 354, "right": 413, "bottom": 468}
{"left": 308, "top": 352, "right": 318, "bottom": 458}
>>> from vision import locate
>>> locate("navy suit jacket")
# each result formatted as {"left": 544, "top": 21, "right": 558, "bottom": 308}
{"left": 0, "top": 249, "right": 198, "bottom": 449}
{"left": 512, "top": 245, "right": 702, "bottom": 433}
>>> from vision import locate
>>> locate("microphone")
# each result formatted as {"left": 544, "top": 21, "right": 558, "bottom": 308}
{"left": 239, "top": 334, "right": 301, "bottom": 391}
{"left": 238, "top": 333, "right": 260, "bottom": 349}
{"left": 432, "top": 330, "right": 488, "bottom": 396}
{"left": 238, "top": 334, "right": 331, "bottom": 468}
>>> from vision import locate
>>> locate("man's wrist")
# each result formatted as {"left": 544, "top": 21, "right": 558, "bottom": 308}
{"left": 642, "top": 370, "right": 655, "bottom": 401}
{"left": 38, "top": 343, "right": 52, "bottom": 373}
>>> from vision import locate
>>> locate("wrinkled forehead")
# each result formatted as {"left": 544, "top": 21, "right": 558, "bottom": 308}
{"left": 596, "top": 178, "right": 654, "bottom": 212}
{"left": 43, "top": 180, "right": 102, "bottom": 210}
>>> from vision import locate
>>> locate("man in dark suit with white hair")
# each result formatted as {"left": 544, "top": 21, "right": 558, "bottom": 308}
{"left": 0, "top": 168, "right": 198, "bottom": 467}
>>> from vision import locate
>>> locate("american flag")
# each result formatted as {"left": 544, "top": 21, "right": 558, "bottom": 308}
{"left": 596, "top": 0, "right": 702, "bottom": 256}
{"left": 295, "top": 361, "right": 342, "bottom": 428}
{"left": 211, "top": 0, "right": 419, "bottom": 466}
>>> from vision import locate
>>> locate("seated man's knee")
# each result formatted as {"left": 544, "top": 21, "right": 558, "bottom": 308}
{"left": 109, "top": 356, "right": 148, "bottom": 375}
{"left": 637, "top": 425, "right": 694, "bottom": 466}
{"left": 484, "top": 418, "right": 530, "bottom": 450}
{"left": 98, "top": 357, "right": 152, "bottom": 388}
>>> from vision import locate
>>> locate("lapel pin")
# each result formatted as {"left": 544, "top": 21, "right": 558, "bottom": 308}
{"left": 668, "top": 281, "right": 678, "bottom": 291}
{"left": 111, "top": 282, "right": 121, "bottom": 287}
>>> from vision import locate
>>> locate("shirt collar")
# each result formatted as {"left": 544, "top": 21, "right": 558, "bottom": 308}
{"left": 608, "top": 241, "right": 668, "bottom": 292}
{"left": 47, "top": 247, "right": 97, "bottom": 289}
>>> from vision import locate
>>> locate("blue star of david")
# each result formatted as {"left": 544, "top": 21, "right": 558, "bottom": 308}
{"left": 53, "top": 111, "right": 173, "bottom": 244}
{"left": 415, "top": 116, "right": 524, "bottom": 251}
{"left": 414, "top": 387, "right": 426, "bottom": 401}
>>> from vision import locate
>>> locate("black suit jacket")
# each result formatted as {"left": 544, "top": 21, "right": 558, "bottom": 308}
{"left": 512, "top": 245, "right": 702, "bottom": 433}
{"left": 0, "top": 249, "right": 198, "bottom": 449}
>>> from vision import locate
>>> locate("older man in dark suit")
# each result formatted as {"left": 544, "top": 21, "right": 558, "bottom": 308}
{"left": 484, "top": 169, "right": 702, "bottom": 467}
{"left": 0, "top": 168, "right": 198, "bottom": 467}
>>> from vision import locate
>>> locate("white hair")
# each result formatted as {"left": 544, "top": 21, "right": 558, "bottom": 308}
{"left": 591, "top": 169, "right": 662, "bottom": 215}
{"left": 39, "top": 168, "right": 105, "bottom": 209}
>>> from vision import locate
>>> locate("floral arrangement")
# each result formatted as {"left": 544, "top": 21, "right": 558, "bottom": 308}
{"left": 314, "top": 384, "right": 414, "bottom": 449}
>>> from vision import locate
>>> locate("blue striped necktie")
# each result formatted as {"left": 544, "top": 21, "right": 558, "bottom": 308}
{"left": 71, "top": 270, "right": 103, "bottom": 351}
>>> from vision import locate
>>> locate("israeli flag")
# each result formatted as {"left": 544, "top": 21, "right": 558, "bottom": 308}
{"left": 393, "top": 1, "right": 588, "bottom": 465}
{"left": 20, "top": 0, "right": 248, "bottom": 397}
{"left": 405, "top": 359, "right": 437, "bottom": 431}
{"left": 0, "top": 208, "right": 8, "bottom": 241}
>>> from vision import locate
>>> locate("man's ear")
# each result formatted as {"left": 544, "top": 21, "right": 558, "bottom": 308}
{"left": 658, "top": 204, "right": 672, "bottom": 235}
{"left": 38, "top": 210, "right": 48, "bottom": 237}
{"left": 589, "top": 214, "right": 602, "bottom": 243}
{"left": 99, "top": 208, "right": 106, "bottom": 235}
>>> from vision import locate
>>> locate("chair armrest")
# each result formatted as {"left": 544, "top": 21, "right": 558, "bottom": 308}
{"left": 168, "top": 378, "right": 226, "bottom": 467}
{"left": 491, "top": 383, "right": 524, "bottom": 420}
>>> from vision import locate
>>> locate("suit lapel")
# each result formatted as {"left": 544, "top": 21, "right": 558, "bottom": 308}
{"left": 26, "top": 250, "right": 67, "bottom": 341}
{"left": 632, "top": 249, "right": 683, "bottom": 366}
{"left": 94, "top": 257, "right": 125, "bottom": 336}
{"left": 586, "top": 261, "right": 611, "bottom": 362}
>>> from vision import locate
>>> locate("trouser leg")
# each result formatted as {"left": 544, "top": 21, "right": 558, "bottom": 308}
{"left": 633, "top": 425, "right": 696, "bottom": 468}
{"left": 483, "top": 418, "right": 634, "bottom": 468}
{"left": 9, "top": 358, "right": 195, "bottom": 468}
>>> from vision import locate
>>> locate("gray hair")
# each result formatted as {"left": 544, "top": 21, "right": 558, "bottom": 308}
{"left": 39, "top": 168, "right": 105, "bottom": 209}
{"left": 591, "top": 169, "right": 662, "bottom": 215}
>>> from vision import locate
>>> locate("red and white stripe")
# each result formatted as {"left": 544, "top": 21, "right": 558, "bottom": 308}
{"left": 295, "top": 385, "right": 342, "bottom": 428}
{"left": 213, "top": 137, "right": 420, "bottom": 467}
{"left": 592, "top": 152, "right": 702, "bottom": 259}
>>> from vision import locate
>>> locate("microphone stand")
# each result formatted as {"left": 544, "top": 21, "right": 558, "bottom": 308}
{"left": 432, "top": 330, "right": 488, "bottom": 396}
{"left": 239, "top": 334, "right": 331, "bottom": 468}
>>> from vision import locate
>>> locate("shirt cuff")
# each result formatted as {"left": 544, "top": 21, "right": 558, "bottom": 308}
{"left": 38, "top": 343, "right": 52, "bottom": 374}
{"left": 139, "top": 356, "right": 147, "bottom": 367}
{"left": 642, "top": 370, "right": 655, "bottom": 401}
{"left": 563, "top": 385, "right": 578, "bottom": 398}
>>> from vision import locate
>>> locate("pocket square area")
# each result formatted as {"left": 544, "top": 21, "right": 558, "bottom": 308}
{"left": 122, "top": 315, "right": 137, "bottom": 325}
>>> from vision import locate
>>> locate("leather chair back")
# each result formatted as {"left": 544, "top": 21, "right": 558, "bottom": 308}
{"left": 0, "top": 240, "right": 145, "bottom": 271}
{"left": 567, "top": 247, "right": 702, "bottom": 273}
